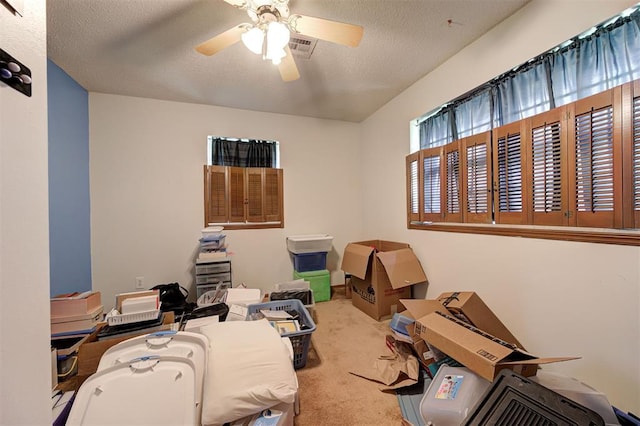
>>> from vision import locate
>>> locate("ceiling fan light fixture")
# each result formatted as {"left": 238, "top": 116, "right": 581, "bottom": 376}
{"left": 241, "top": 26, "right": 264, "bottom": 54}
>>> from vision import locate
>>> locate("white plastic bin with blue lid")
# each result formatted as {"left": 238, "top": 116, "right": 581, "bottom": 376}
{"left": 420, "top": 365, "right": 490, "bottom": 425}
{"left": 286, "top": 234, "right": 333, "bottom": 254}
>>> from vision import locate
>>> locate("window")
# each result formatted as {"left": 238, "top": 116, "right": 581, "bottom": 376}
{"left": 406, "top": 7, "right": 640, "bottom": 245}
{"left": 204, "top": 137, "right": 284, "bottom": 229}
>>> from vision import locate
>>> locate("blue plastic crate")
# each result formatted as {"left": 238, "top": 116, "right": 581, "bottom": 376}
{"left": 292, "top": 251, "right": 327, "bottom": 272}
{"left": 246, "top": 299, "right": 316, "bottom": 369}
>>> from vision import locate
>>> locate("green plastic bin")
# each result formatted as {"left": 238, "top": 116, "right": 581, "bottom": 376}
{"left": 293, "top": 269, "right": 331, "bottom": 302}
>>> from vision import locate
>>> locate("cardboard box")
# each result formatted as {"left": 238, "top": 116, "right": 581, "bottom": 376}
{"left": 414, "top": 310, "right": 576, "bottom": 382}
{"left": 341, "top": 240, "right": 427, "bottom": 320}
{"left": 51, "top": 291, "right": 102, "bottom": 318}
{"left": 435, "top": 291, "right": 525, "bottom": 349}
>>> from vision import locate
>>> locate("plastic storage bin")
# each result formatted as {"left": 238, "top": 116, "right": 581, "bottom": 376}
{"left": 286, "top": 234, "right": 333, "bottom": 254}
{"left": 420, "top": 365, "right": 490, "bottom": 426}
{"left": 531, "top": 370, "right": 618, "bottom": 425}
{"left": 294, "top": 269, "right": 331, "bottom": 302}
{"left": 246, "top": 299, "right": 316, "bottom": 369}
{"left": 199, "top": 234, "right": 226, "bottom": 250}
{"left": 390, "top": 312, "right": 415, "bottom": 337}
{"left": 292, "top": 251, "right": 327, "bottom": 272}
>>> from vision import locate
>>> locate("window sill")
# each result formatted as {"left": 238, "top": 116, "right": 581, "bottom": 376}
{"left": 208, "top": 222, "right": 283, "bottom": 230}
{"left": 408, "top": 222, "right": 640, "bottom": 246}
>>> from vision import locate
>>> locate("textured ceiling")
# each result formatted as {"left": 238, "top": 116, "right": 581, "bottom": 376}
{"left": 47, "top": 0, "right": 530, "bottom": 122}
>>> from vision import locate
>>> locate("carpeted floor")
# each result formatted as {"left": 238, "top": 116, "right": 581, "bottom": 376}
{"left": 294, "top": 286, "right": 404, "bottom": 426}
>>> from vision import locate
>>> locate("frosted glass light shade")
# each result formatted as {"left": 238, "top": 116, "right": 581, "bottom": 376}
{"left": 241, "top": 27, "right": 264, "bottom": 55}
{"left": 267, "top": 22, "right": 290, "bottom": 50}
{"left": 265, "top": 22, "right": 289, "bottom": 64}
{"left": 267, "top": 48, "right": 286, "bottom": 65}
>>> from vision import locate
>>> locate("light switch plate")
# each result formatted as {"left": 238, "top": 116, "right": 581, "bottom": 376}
{"left": 0, "top": 48, "right": 31, "bottom": 97}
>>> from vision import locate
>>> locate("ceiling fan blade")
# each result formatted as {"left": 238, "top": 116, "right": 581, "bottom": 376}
{"left": 290, "top": 14, "right": 363, "bottom": 47}
{"left": 278, "top": 46, "right": 300, "bottom": 82}
{"left": 195, "top": 25, "right": 245, "bottom": 56}
{"left": 223, "top": 0, "right": 247, "bottom": 8}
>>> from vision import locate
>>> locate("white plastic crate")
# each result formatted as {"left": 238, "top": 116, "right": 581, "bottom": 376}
{"left": 286, "top": 234, "right": 333, "bottom": 254}
{"left": 105, "top": 308, "right": 160, "bottom": 326}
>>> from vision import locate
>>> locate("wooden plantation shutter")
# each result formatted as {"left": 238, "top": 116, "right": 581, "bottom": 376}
{"left": 528, "top": 107, "right": 568, "bottom": 226}
{"left": 461, "top": 131, "right": 492, "bottom": 223}
{"left": 406, "top": 153, "right": 420, "bottom": 224}
{"left": 245, "top": 168, "right": 284, "bottom": 223}
{"left": 444, "top": 141, "right": 462, "bottom": 222}
{"left": 421, "top": 147, "right": 443, "bottom": 222}
{"left": 204, "top": 166, "right": 283, "bottom": 227}
{"left": 567, "top": 88, "right": 622, "bottom": 228}
{"left": 493, "top": 122, "right": 527, "bottom": 224}
{"left": 621, "top": 80, "right": 640, "bottom": 229}
{"left": 264, "top": 168, "right": 283, "bottom": 223}
{"left": 407, "top": 79, "right": 640, "bottom": 237}
{"left": 246, "top": 168, "right": 264, "bottom": 222}
{"left": 204, "top": 165, "right": 228, "bottom": 224}
{"left": 631, "top": 81, "right": 640, "bottom": 227}
{"left": 228, "top": 166, "right": 245, "bottom": 223}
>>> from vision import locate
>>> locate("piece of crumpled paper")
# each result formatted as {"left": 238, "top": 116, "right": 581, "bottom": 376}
{"left": 349, "top": 335, "right": 420, "bottom": 391}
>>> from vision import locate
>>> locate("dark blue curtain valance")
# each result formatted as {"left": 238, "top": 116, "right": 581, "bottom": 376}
{"left": 210, "top": 138, "right": 277, "bottom": 168}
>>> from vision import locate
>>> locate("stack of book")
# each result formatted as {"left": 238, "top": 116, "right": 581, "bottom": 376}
{"left": 50, "top": 291, "right": 103, "bottom": 336}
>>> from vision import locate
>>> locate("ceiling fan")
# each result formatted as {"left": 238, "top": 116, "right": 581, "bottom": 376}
{"left": 195, "top": 0, "right": 364, "bottom": 82}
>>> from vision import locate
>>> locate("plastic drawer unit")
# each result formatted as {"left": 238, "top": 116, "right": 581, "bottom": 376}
{"left": 195, "top": 257, "right": 232, "bottom": 297}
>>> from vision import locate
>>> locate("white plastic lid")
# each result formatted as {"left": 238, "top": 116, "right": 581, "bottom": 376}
{"left": 67, "top": 356, "right": 198, "bottom": 425}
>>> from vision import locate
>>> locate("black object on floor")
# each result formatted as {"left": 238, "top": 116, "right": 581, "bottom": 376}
{"left": 463, "top": 369, "right": 604, "bottom": 426}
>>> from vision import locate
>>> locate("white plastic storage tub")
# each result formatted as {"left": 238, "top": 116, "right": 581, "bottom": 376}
{"left": 286, "top": 234, "right": 333, "bottom": 254}
{"left": 420, "top": 365, "right": 490, "bottom": 425}
{"left": 531, "top": 370, "right": 619, "bottom": 425}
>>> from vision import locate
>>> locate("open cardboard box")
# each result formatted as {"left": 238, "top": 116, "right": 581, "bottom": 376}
{"left": 341, "top": 240, "right": 427, "bottom": 320}
{"left": 401, "top": 298, "right": 576, "bottom": 381}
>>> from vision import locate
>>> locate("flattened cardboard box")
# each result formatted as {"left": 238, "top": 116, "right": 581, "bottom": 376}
{"left": 436, "top": 291, "right": 525, "bottom": 349}
{"left": 415, "top": 311, "right": 577, "bottom": 382}
{"left": 341, "top": 240, "right": 427, "bottom": 320}
{"left": 403, "top": 293, "right": 523, "bottom": 350}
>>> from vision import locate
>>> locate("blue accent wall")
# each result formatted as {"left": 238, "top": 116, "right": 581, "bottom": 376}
{"left": 47, "top": 60, "right": 92, "bottom": 296}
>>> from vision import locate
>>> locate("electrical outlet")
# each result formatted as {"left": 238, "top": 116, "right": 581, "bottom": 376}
{"left": 135, "top": 276, "right": 144, "bottom": 289}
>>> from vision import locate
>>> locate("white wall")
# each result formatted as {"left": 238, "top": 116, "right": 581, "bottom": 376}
{"left": 0, "top": 1, "right": 51, "bottom": 424}
{"left": 89, "top": 94, "right": 362, "bottom": 310}
{"left": 361, "top": 0, "right": 640, "bottom": 412}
